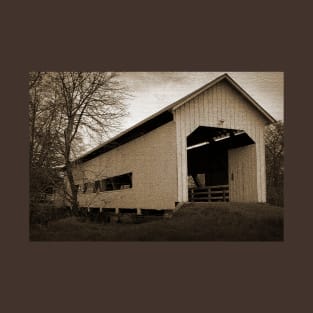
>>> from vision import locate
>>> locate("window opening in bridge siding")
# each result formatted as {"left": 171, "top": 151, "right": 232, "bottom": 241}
{"left": 94, "top": 180, "right": 101, "bottom": 192}
{"left": 102, "top": 178, "right": 114, "bottom": 191}
{"left": 83, "top": 183, "right": 88, "bottom": 193}
{"left": 101, "top": 173, "right": 132, "bottom": 191}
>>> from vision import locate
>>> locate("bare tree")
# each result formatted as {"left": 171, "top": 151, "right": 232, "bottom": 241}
{"left": 265, "top": 121, "right": 284, "bottom": 206}
{"left": 51, "top": 72, "right": 128, "bottom": 212}
{"left": 29, "top": 72, "right": 128, "bottom": 213}
{"left": 29, "top": 72, "right": 64, "bottom": 205}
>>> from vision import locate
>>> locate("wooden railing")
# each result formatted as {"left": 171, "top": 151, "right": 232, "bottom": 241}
{"left": 188, "top": 185, "right": 229, "bottom": 202}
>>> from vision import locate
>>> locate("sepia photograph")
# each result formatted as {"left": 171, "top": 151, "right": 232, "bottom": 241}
{"left": 4, "top": 1, "right": 313, "bottom": 312}
{"left": 29, "top": 72, "right": 284, "bottom": 241}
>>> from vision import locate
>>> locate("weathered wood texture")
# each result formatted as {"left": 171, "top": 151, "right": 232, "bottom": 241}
{"left": 174, "top": 80, "right": 267, "bottom": 202}
{"left": 71, "top": 121, "right": 178, "bottom": 210}
{"left": 228, "top": 145, "right": 258, "bottom": 202}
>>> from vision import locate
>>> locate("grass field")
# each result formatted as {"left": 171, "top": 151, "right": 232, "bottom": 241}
{"left": 29, "top": 202, "right": 284, "bottom": 241}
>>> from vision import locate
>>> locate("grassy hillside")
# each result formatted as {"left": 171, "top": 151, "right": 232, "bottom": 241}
{"left": 29, "top": 202, "right": 283, "bottom": 241}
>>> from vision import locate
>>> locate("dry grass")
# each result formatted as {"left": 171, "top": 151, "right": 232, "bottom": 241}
{"left": 29, "top": 202, "right": 283, "bottom": 241}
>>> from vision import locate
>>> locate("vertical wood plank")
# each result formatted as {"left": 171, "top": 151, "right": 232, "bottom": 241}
{"left": 185, "top": 100, "right": 191, "bottom": 136}
{"left": 200, "top": 93, "right": 205, "bottom": 125}
{"left": 181, "top": 105, "right": 188, "bottom": 201}
{"left": 206, "top": 90, "right": 211, "bottom": 125}
{"left": 193, "top": 96, "right": 200, "bottom": 130}
{"left": 176, "top": 109, "right": 182, "bottom": 201}
{"left": 220, "top": 82, "right": 224, "bottom": 123}
{"left": 231, "top": 86, "right": 236, "bottom": 129}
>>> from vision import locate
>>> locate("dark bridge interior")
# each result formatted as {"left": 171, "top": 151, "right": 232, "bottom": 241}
{"left": 187, "top": 126, "right": 255, "bottom": 187}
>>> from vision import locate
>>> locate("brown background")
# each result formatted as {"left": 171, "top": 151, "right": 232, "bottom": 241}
{"left": 1, "top": 1, "right": 312, "bottom": 312}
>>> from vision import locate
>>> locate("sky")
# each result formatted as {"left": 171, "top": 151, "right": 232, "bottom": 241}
{"left": 85, "top": 72, "right": 284, "bottom": 149}
{"left": 117, "top": 71, "right": 284, "bottom": 129}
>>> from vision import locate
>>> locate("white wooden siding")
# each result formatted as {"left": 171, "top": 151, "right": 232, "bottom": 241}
{"left": 71, "top": 121, "right": 178, "bottom": 210}
{"left": 228, "top": 145, "right": 258, "bottom": 202}
{"left": 174, "top": 80, "right": 267, "bottom": 202}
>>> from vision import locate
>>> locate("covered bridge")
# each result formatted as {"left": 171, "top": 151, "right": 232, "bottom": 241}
{"left": 67, "top": 73, "right": 275, "bottom": 212}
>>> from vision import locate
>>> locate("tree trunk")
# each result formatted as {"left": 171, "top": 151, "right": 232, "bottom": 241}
{"left": 64, "top": 121, "right": 79, "bottom": 214}
{"left": 65, "top": 161, "right": 79, "bottom": 214}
